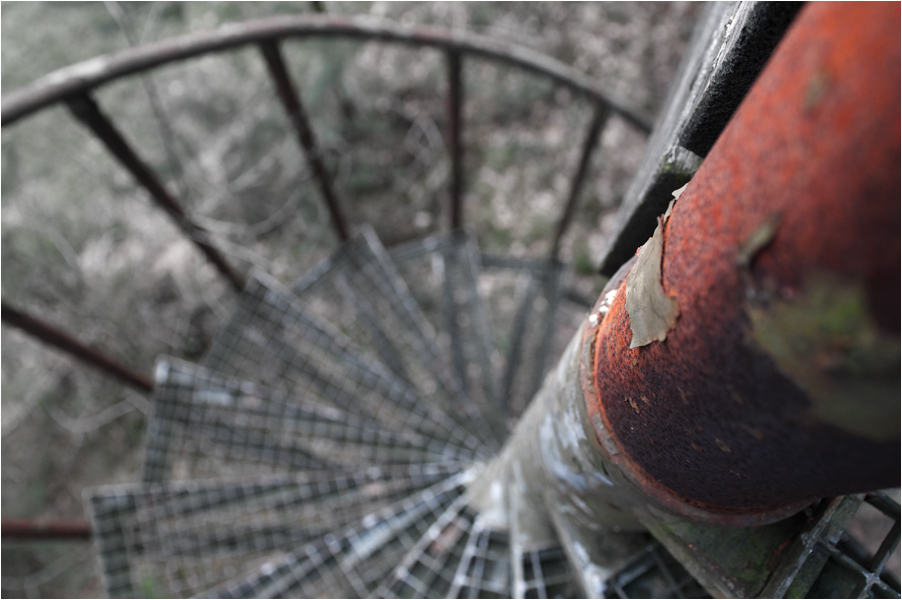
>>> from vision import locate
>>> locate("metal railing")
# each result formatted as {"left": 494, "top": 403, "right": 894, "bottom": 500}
{"left": 1, "top": 14, "right": 649, "bottom": 396}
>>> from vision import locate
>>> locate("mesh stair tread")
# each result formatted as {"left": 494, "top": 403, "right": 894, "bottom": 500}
{"left": 200, "top": 471, "right": 473, "bottom": 598}
{"left": 388, "top": 230, "right": 507, "bottom": 445}
{"left": 292, "top": 225, "right": 497, "bottom": 451}
{"left": 142, "top": 357, "right": 472, "bottom": 483}
{"left": 85, "top": 465, "right": 461, "bottom": 599}
{"left": 199, "top": 269, "right": 486, "bottom": 460}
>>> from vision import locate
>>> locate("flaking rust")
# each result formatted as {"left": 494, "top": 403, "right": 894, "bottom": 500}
{"left": 624, "top": 199, "right": 679, "bottom": 348}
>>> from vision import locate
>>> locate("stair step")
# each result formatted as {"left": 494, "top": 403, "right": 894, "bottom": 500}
{"left": 199, "top": 270, "right": 485, "bottom": 459}
{"left": 86, "top": 465, "right": 460, "bottom": 598}
{"left": 376, "top": 507, "right": 516, "bottom": 599}
{"left": 293, "top": 226, "right": 497, "bottom": 450}
{"left": 447, "top": 519, "right": 511, "bottom": 599}
{"left": 142, "top": 358, "right": 471, "bottom": 483}
{"left": 203, "top": 471, "right": 473, "bottom": 598}
{"left": 478, "top": 255, "right": 565, "bottom": 419}
{"left": 374, "top": 500, "right": 476, "bottom": 598}
{"left": 603, "top": 542, "right": 711, "bottom": 599}
{"left": 516, "top": 545, "right": 577, "bottom": 599}
{"left": 388, "top": 231, "right": 507, "bottom": 444}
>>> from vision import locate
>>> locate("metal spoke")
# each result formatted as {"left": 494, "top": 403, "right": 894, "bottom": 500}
{"left": 1, "top": 300, "right": 153, "bottom": 393}
{"left": 65, "top": 93, "right": 245, "bottom": 292}
{"left": 447, "top": 50, "right": 464, "bottom": 230}
{"left": 549, "top": 103, "right": 609, "bottom": 261}
{"left": 259, "top": 40, "right": 350, "bottom": 242}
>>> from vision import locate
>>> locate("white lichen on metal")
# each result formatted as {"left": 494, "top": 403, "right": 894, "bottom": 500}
{"left": 625, "top": 199, "right": 680, "bottom": 348}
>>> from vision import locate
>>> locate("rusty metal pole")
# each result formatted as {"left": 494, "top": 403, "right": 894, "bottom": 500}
{"left": 587, "top": 1, "right": 900, "bottom": 516}
{"left": 1, "top": 300, "right": 154, "bottom": 393}
{"left": 260, "top": 40, "right": 351, "bottom": 242}
{"left": 465, "top": 6, "right": 900, "bottom": 596}
{"left": 1, "top": 520, "right": 92, "bottom": 540}
{"left": 65, "top": 94, "right": 246, "bottom": 292}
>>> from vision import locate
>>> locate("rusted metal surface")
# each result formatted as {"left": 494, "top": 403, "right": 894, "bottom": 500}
{"left": 65, "top": 94, "right": 245, "bottom": 292}
{"left": 597, "top": 1, "right": 802, "bottom": 277}
{"left": 588, "top": 2, "right": 900, "bottom": 512}
{"left": 2, "top": 520, "right": 92, "bottom": 540}
{"left": 1, "top": 15, "right": 651, "bottom": 133}
{"left": 260, "top": 41, "right": 350, "bottom": 242}
{"left": 0, "top": 301, "right": 154, "bottom": 393}
{"left": 549, "top": 104, "right": 609, "bottom": 260}
{"left": 446, "top": 50, "right": 464, "bottom": 230}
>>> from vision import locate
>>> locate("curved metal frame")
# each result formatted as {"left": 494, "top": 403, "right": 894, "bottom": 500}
{"left": 1, "top": 14, "right": 650, "bottom": 390}
{"left": 1, "top": 14, "right": 651, "bottom": 130}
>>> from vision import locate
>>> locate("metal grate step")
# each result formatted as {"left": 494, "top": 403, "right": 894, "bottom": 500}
{"left": 293, "top": 226, "right": 497, "bottom": 451}
{"left": 477, "top": 254, "right": 566, "bottom": 420}
{"left": 86, "top": 464, "right": 460, "bottom": 598}
{"left": 199, "top": 270, "right": 485, "bottom": 461}
{"left": 142, "top": 358, "right": 471, "bottom": 483}
{"left": 202, "top": 471, "right": 473, "bottom": 598}
{"left": 389, "top": 231, "right": 506, "bottom": 444}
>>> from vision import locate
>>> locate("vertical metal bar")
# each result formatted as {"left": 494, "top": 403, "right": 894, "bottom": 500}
{"left": 2, "top": 520, "right": 92, "bottom": 540}
{"left": 446, "top": 50, "right": 464, "bottom": 230}
{"left": 1, "top": 300, "right": 154, "bottom": 393}
{"left": 259, "top": 40, "right": 351, "bottom": 242}
{"left": 549, "top": 104, "right": 609, "bottom": 260}
{"left": 65, "top": 93, "right": 245, "bottom": 292}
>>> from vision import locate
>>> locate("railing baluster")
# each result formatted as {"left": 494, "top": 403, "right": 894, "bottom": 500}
{"left": 1, "top": 300, "right": 154, "bottom": 393}
{"left": 446, "top": 50, "right": 464, "bottom": 230}
{"left": 65, "top": 93, "right": 245, "bottom": 292}
{"left": 259, "top": 40, "right": 351, "bottom": 242}
{"left": 549, "top": 103, "right": 609, "bottom": 261}
{"left": 2, "top": 519, "right": 92, "bottom": 540}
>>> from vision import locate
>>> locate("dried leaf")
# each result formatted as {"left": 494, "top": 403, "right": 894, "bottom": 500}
{"left": 625, "top": 200, "right": 680, "bottom": 348}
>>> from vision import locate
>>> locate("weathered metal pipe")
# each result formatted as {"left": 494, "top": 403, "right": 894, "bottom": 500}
{"left": 588, "top": 0, "right": 900, "bottom": 515}
{"left": 468, "top": 4, "right": 899, "bottom": 596}
{"left": 2, "top": 520, "right": 92, "bottom": 540}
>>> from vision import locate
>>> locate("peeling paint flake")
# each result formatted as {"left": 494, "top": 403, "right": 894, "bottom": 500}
{"left": 625, "top": 200, "right": 680, "bottom": 348}
{"left": 671, "top": 183, "right": 689, "bottom": 200}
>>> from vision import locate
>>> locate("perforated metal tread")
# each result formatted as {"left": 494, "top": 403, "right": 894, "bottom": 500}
{"left": 86, "top": 464, "right": 460, "bottom": 598}
{"left": 292, "top": 226, "right": 498, "bottom": 450}
{"left": 199, "top": 269, "right": 486, "bottom": 460}
{"left": 142, "top": 358, "right": 471, "bottom": 483}
{"left": 389, "top": 231, "right": 506, "bottom": 444}
{"left": 201, "top": 471, "right": 473, "bottom": 599}
{"left": 477, "top": 254, "right": 565, "bottom": 419}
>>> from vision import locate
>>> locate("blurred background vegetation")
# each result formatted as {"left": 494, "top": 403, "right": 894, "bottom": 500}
{"left": 1, "top": 2, "right": 702, "bottom": 596}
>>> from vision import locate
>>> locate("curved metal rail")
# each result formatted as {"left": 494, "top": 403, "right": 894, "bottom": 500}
{"left": 1, "top": 14, "right": 651, "bottom": 130}
{"left": 2, "top": 14, "right": 650, "bottom": 387}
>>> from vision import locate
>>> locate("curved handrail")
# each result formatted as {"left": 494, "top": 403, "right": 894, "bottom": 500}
{"left": 1, "top": 14, "right": 652, "bottom": 132}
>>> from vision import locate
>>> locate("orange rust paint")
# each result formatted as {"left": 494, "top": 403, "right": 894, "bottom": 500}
{"left": 589, "top": 2, "right": 900, "bottom": 512}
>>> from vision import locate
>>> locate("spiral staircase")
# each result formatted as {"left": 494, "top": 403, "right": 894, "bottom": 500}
{"left": 3, "top": 4, "right": 900, "bottom": 599}
{"left": 86, "top": 226, "right": 588, "bottom": 598}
